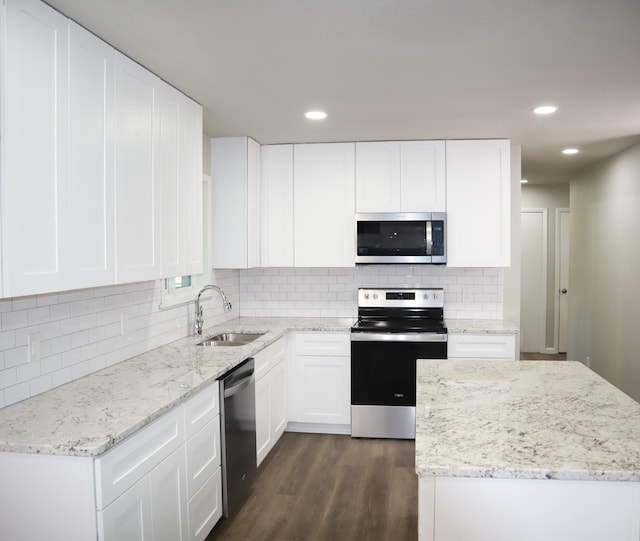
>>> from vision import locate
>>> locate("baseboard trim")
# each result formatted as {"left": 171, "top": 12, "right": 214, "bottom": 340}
{"left": 286, "top": 422, "right": 351, "bottom": 435}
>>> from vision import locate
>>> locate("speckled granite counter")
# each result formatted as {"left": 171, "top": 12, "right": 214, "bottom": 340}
{"left": 416, "top": 360, "right": 640, "bottom": 482}
{"left": 0, "top": 317, "right": 352, "bottom": 457}
{"left": 445, "top": 319, "right": 519, "bottom": 334}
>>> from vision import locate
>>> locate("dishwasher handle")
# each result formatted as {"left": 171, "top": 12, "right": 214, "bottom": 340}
{"left": 223, "top": 367, "right": 255, "bottom": 399}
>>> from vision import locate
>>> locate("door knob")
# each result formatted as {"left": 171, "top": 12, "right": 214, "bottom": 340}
{"left": 561, "top": 288, "right": 567, "bottom": 294}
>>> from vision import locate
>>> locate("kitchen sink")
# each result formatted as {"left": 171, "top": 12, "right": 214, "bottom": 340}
{"left": 197, "top": 332, "right": 265, "bottom": 347}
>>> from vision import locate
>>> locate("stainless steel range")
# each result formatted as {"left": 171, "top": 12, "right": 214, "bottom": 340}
{"left": 351, "top": 287, "right": 447, "bottom": 439}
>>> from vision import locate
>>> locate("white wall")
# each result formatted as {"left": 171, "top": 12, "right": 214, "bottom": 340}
{"left": 0, "top": 270, "right": 238, "bottom": 409}
{"left": 568, "top": 143, "right": 640, "bottom": 401}
{"left": 521, "top": 183, "right": 570, "bottom": 348}
{"left": 239, "top": 266, "right": 505, "bottom": 320}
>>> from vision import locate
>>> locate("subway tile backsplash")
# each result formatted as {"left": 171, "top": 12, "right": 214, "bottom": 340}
{"left": 238, "top": 266, "right": 504, "bottom": 320}
{"left": 0, "top": 265, "right": 502, "bottom": 408}
{"left": 0, "top": 270, "right": 238, "bottom": 409}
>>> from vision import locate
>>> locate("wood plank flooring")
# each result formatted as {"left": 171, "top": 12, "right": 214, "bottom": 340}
{"left": 520, "top": 352, "right": 567, "bottom": 360}
{"left": 206, "top": 432, "right": 418, "bottom": 541}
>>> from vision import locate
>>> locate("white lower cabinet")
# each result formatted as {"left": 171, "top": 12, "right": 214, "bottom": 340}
{"left": 255, "top": 337, "right": 287, "bottom": 466}
{"left": 288, "top": 332, "right": 351, "bottom": 432}
{"left": 448, "top": 333, "right": 517, "bottom": 360}
{"left": 96, "top": 384, "right": 222, "bottom": 541}
{"left": 98, "top": 445, "right": 188, "bottom": 541}
{"left": 0, "top": 381, "right": 223, "bottom": 541}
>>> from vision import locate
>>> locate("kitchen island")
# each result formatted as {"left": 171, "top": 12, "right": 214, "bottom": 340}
{"left": 416, "top": 360, "right": 640, "bottom": 541}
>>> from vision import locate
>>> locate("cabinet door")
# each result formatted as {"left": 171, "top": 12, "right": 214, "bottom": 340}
{"left": 98, "top": 476, "right": 151, "bottom": 541}
{"left": 400, "top": 140, "right": 446, "bottom": 212}
{"left": 2, "top": 0, "right": 69, "bottom": 296}
{"left": 68, "top": 21, "right": 115, "bottom": 289}
{"left": 114, "top": 51, "right": 161, "bottom": 283}
{"left": 211, "top": 137, "right": 260, "bottom": 268}
{"left": 270, "top": 358, "right": 287, "bottom": 441}
{"left": 355, "top": 142, "right": 401, "bottom": 212}
{"left": 261, "top": 144, "right": 294, "bottom": 267}
{"left": 185, "top": 417, "right": 221, "bottom": 499}
{"left": 150, "top": 447, "right": 188, "bottom": 541}
{"left": 295, "top": 355, "right": 350, "bottom": 425}
{"left": 179, "top": 97, "right": 204, "bottom": 276}
{"left": 446, "top": 139, "right": 511, "bottom": 267}
{"left": 159, "top": 88, "right": 204, "bottom": 278}
{"left": 188, "top": 467, "right": 223, "bottom": 541}
{"left": 255, "top": 373, "right": 272, "bottom": 466}
{"left": 158, "top": 85, "right": 182, "bottom": 278}
{"left": 294, "top": 143, "right": 355, "bottom": 267}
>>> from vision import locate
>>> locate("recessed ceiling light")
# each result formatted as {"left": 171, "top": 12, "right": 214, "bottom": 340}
{"left": 520, "top": 179, "right": 529, "bottom": 184}
{"left": 305, "top": 111, "right": 327, "bottom": 120}
{"left": 562, "top": 148, "right": 580, "bottom": 155}
{"left": 533, "top": 105, "right": 558, "bottom": 115}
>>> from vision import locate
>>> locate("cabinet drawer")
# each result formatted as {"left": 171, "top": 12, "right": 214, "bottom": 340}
{"left": 184, "top": 383, "right": 220, "bottom": 438}
{"left": 255, "top": 336, "right": 286, "bottom": 380}
{"left": 188, "top": 466, "right": 223, "bottom": 541}
{"left": 295, "top": 332, "right": 350, "bottom": 356}
{"left": 95, "top": 408, "right": 184, "bottom": 509}
{"left": 448, "top": 333, "right": 516, "bottom": 360}
{"left": 185, "top": 416, "right": 221, "bottom": 500}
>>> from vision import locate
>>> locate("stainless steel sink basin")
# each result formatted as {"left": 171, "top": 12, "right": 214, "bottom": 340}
{"left": 197, "top": 332, "right": 265, "bottom": 347}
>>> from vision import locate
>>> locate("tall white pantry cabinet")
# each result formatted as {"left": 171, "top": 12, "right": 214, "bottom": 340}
{"left": 0, "top": 0, "right": 204, "bottom": 298}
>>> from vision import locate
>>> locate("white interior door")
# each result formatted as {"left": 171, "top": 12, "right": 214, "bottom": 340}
{"left": 520, "top": 209, "right": 548, "bottom": 353}
{"left": 556, "top": 209, "right": 570, "bottom": 353}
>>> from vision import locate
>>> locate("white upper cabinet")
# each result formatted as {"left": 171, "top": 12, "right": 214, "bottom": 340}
{"left": 68, "top": 21, "right": 116, "bottom": 289}
{"left": 178, "top": 98, "right": 204, "bottom": 276}
{"left": 446, "top": 139, "right": 511, "bottom": 267}
{"left": 260, "top": 144, "right": 294, "bottom": 267}
{"left": 2, "top": 0, "right": 69, "bottom": 296}
{"left": 114, "top": 52, "right": 162, "bottom": 283}
{"left": 159, "top": 85, "right": 203, "bottom": 278}
{"left": 211, "top": 137, "right": 261, "bottom": 269}
{"left": 294, "top": 143, "right": 356, "bottom": 267}
{"left": 355, "top": 141, "right": 445, "bottom": 213}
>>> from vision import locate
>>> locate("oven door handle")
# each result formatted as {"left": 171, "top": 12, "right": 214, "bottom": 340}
{"left": 350, "top": 332, "right": 447, "bottom": 343}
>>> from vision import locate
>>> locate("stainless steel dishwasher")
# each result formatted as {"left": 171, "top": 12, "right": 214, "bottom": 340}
{"left": 219, "top": 358, "right": 257, "bottom": 518}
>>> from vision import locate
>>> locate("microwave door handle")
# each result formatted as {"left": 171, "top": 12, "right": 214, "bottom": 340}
{"left": 426, "top": 221, "right": 432, "bottom": 256}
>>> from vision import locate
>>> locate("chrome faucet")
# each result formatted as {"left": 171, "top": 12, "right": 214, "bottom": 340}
{"left": 194, "top": 284, "right": 232, "bottom": 336}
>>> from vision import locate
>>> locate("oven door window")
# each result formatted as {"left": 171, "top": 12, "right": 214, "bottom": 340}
{"left": 356, "top": 220, "right": 427, "bottom": 257}
{"left": 351, "top": 341, "right": 446, "bottom": 406}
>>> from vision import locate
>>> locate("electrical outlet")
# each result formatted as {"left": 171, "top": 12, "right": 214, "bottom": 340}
{"left": 120, "top": 313, "right": 128, "bottom": 336}
{"left": 27, "top": 333, "right": 40, "bottom": 363}
{"left": 585, "top": 355, "right": 591, "bottom": 367}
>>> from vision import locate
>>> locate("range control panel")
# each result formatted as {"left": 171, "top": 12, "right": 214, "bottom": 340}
{"left": 357, "top": 288, "right": 444, "bottom": 308}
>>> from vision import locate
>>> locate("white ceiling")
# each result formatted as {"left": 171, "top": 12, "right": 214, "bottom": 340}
{"left": 45, "top": 0, "right": 640, "bottom": 184}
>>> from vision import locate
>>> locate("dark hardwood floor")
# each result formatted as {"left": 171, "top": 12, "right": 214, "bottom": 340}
{"left": 207, "top": 432, "right": 418, "bottom": 541}
{"left": 520, "top": 352, "right": 567, "bottom": 360}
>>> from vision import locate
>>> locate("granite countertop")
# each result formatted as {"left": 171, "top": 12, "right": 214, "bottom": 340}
{"left": 445, "top": 319, "right": 519, "bottom": 334}
{"left": 415, "top": 360, "right": 640, "bottom": 482}
{"left": 0, "top": 317, "right": 353, "bottom": 458}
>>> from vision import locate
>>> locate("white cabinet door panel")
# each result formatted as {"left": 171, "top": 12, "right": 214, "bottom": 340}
{"left": 98, "top": 476, "right": 151, "bottom": 541}
{"left": 114, "top": 52, "right": 161, "bottom": 283}
{"left": 185, "top": 417, "right": 221, "bottom": 500}
{"left": 400, "top": 140, "right": 446, "bottom": 212}
{"left": 270, "top": 358, "right": 287, "bottom": 440}
{"left": 68, "top": 21, "right": 115, "bottom": 288}
{"left": 294, "top": 143, "right": 355, "bottom": 267}
{"left": 296, "top": 356, "right": 350, "bottom": 424}
{"left": 179, "top": 98, "right": 204, "bottom": 276}
{"left": 2, "top": 0, "right": 69, "bottom": 296}
{"left": 150, "top": 447, "right": 188, "bottom": 541}
{"left": 255, "top": 374, "right": 272, "bottom": 466}
{"left": 355, "top": 142, "right": 401, "bottom": 212}
{"left": 188, "top": 467, "right": 223, "bottom": 541}
{"left": 260, "top": 144, "right": 294, "bottom": 267}
{"left": 446, "top": 140, "right": 511, "bottom": 267}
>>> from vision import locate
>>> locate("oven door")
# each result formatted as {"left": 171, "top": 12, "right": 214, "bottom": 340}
{"left": 350, "top": 332, "right": 447, "bottom": 439}
{"left": 351, "top": 333, "right": 447, "bottom": 406}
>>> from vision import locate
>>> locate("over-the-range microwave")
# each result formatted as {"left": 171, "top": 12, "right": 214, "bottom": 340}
{"left": 355, "top": 212, "right": 446, "bottom": 264}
